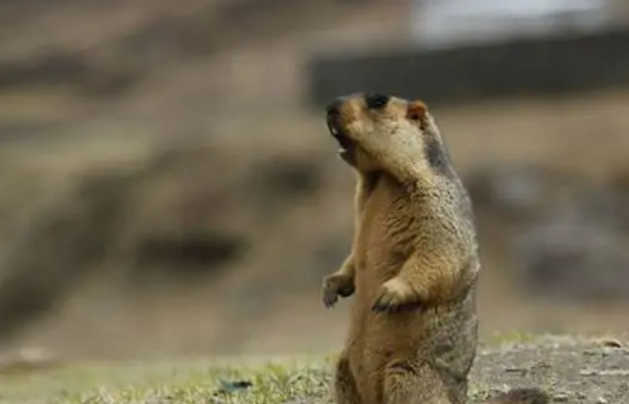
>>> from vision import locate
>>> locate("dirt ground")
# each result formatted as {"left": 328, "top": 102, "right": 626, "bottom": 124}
{"left": 470, "top": 335, "right": 629, "bottom": 403}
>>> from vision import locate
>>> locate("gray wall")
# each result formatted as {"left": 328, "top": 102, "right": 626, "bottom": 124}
{"left": 306, "top": 25, "right": 629, "bottom": 106}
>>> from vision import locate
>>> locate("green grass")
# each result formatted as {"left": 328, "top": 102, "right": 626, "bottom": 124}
{"left": 484, "top": 330, "right": 541, "bottom": 346}
{"left": 0, "top": 355, "right": 337, "bottom": 404}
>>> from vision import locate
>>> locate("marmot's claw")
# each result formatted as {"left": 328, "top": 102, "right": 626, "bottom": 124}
{"left": 371, "top": 278, "right": 421, "bottom": 313}
{"left": 321, "top": 273, "right": 355, "bottom": 309}
{"left": 323, "top": 290, "right": 338, "bottom": 308}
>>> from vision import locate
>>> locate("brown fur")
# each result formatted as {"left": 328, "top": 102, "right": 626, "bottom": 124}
{"left": 321, "top": 93, "right": 549, "bottom": 404}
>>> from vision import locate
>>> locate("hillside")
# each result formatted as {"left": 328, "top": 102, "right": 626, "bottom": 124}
{"left": 0, "top": 0, "right": 628, "bottom": 361}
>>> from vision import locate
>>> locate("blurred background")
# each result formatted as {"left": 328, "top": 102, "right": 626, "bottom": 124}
{"left": 0, "top": 0, "right": 628, "bottom": 364}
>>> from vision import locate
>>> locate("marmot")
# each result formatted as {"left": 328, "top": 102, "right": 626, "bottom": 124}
{"left": 321, "top": 93, "right": 549, "bottom": 404}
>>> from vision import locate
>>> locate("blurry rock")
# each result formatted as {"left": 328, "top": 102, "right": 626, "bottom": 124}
{"left": 122, "top": 145, "right": 323, "bottom": 285}
{"left": 599, "top": 338, "right": 623, "bottom": 348}
{"left": 0, "top": 346, "right": 62, "bottom": 376}
{"left": 248, "top": 157, "right": 322, "bottom": 202}
{"left": 465, "top": 164, "right": 574, "bottom": 221}
{"left": 214, "top": 379, "right": 253, "bottom": 395}
{"left": 0, "top": 170, "right": 132, "bottom": 343}
{"left": 466, "top": 163, "right": 629, "bottom": 302}
{"left": 0, "top": 139, "right": 336, "bottom": 344}
{"left": 605, "top": 169, "right": 629, "bottom": 230}
{"left": 134, "top": 230, "right": 247, "bottom": 275}
{"left": 0, "top": 50, "right": 145, "bottom": 98}
{"left": 514, "top": 185, "right": 629, "bottom": 302}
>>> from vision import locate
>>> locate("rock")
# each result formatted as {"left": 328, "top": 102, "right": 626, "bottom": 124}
{"left": 214, "top": 379, "right": 253, "bottom": 395}
{"left": 0, "top": 346, "right": 62, "bottom": 375}
{"left": 600, "top": 338, "right": 623, "bottom": 349}
{"left": 464, "top": 164, "right": 573, "bottom": 222}
{"left": 552, "top": 392, "right": 569, "bottom": 402}
{"left": 514, "top": 183, "right": 629, "bottom": 302}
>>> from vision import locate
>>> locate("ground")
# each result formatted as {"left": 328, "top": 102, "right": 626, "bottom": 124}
{"left": 1, "top": 335, "right": 628, "bottom": 404}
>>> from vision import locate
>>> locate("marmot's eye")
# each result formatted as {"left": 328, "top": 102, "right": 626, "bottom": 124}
{"left": 365, "top": 93, "right": 390, "bottom": 110}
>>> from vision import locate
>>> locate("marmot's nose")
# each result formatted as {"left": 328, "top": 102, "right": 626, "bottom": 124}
{"left": 327, "top": 95, "right": 354, "bottom": 117}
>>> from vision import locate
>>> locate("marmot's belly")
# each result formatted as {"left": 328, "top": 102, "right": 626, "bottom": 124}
{"left": 349, "top": 292, "right": 477, "bottom": 372}
{"left": 348, "top": 308, "right": 474, "bottom": 404}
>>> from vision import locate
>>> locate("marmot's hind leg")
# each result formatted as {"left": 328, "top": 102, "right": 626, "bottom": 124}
{"left": 383, "top": 359, "right": 452, "bottom": 404}
{"left": 334, "top": 352, "right": 361, "bottom": 404}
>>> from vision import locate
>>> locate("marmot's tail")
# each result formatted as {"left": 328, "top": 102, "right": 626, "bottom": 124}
{"left": 487, "top": 387, "right": 549, "bottom": 404}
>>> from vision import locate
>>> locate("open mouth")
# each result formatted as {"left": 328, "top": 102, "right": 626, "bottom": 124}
{"left": 326, "top": 118, "right": 354, "bottom": 155}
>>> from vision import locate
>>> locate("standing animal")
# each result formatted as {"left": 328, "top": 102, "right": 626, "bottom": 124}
{"left": 321, "top": 93, "right": 549, "bottom": 404}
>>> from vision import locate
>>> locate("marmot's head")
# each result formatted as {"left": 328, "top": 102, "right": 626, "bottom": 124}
{"left": 325, "top": 93, "right": 451, "bottom": 180}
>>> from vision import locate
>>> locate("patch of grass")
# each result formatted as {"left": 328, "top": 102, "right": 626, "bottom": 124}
{"left": 0, "top": 356, "right": 337, "bottom": 404}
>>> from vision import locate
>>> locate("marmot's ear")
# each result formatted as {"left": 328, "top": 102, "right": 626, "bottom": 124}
{"left": 406, "top": 100, "right": 428, "bottom": 130}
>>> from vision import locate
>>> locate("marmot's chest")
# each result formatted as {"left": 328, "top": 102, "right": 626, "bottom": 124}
{"left": 354, "top": 183, "right": 421, "bottom": 280}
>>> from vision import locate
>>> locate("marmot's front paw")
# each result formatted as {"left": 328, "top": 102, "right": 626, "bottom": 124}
{"left": 372, "top": 277, "right": 421, "bottom": 313}
{"left": 322, "top": 272, "right": 355, "bottom": 308}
